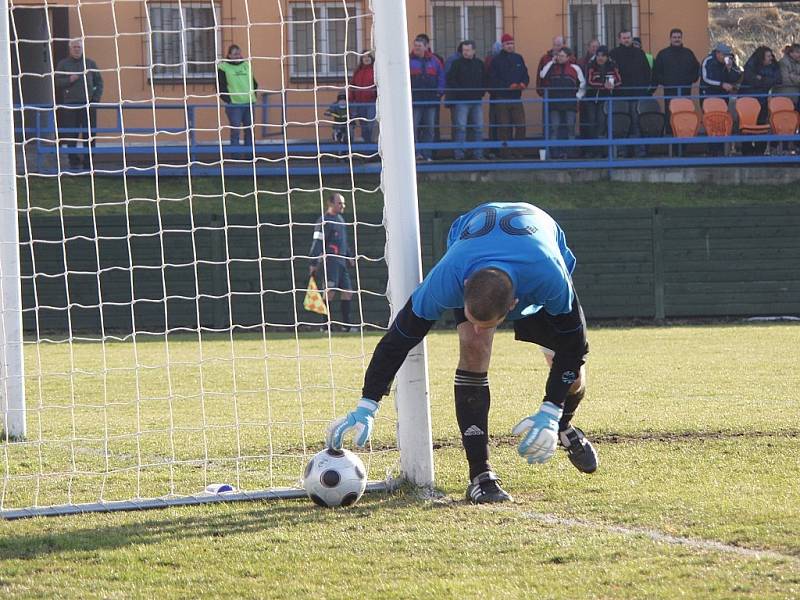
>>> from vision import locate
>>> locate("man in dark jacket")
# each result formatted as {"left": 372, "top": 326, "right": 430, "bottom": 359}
{"left": 409, "top": 33, "right": 445, "bottom": 161}
{"left": 609, "top": 30, "right": 651, "bottom": 157}
{"left": 488, "top": 33, "right": 530, "bottom": 158}
{"left": 585, "top": 46, "right": 622, "bottom": 157}
{"left": 652, "top": 28, "right": 700, "bottom": 134}
{"left": 653, "top": 29, "right": 700, "bottom": 100}
{"left": 55, "top": 39, "right": 103, "bottom": 169}
{"left": 309, "top": 193, "right": 357, "bottom": 332}
{"left": 446, "top": 41, "right": 487, "bottom": 160}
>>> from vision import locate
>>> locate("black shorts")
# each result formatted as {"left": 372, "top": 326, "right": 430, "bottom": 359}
{"left": 453, "top": 294, "right": 588, "bottom": 358}
{"left": 317, "top": 259, "right": 353, "bottom": 292}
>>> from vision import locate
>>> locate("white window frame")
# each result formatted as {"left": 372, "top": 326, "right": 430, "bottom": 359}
{"left": 147, "top": 2, "right": 222, "bottom": 80}
{"left": 288, "top": 3, "right": 361, "bottom": 79}
{"left": 429, "top": 0, "right": 503, "bottom": 57}
{"left": 567, "top": 0, "right": 639, "bottom": 50}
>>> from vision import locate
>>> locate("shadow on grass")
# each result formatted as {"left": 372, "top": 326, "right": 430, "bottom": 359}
{"left": 0, "top": 488, "right": 453, "bottom": 560}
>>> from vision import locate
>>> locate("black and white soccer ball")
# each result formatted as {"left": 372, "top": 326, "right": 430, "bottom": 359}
{"left": 303, "top": 448, "right": 367, "bottom": 508}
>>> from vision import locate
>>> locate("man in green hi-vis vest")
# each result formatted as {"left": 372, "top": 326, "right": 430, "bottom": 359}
{"left": 217, "top": 44, "right": 259, "bottom": 153}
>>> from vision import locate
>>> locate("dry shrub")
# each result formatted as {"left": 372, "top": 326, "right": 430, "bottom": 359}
{"left": 709, "top": 2, "right": 800, "bottom": 63}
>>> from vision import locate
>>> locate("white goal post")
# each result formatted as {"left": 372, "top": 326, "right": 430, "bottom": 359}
{"left": 373, "top": 0, "right": 434, "bottom": 488}
{"left": 1, "top": 0, "right": 432, "bottom": 519}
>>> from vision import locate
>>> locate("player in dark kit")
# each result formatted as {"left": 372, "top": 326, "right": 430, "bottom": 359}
{"left": 309, "top": 193, "right": 357, "bottom": 331}
{"left": 326, "top": 202, "right": 598, "bottom": 503}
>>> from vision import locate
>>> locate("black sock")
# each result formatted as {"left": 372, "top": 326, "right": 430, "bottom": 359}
{"left": 559, "top": 387, "right": 586, "bottom": 431}
{"left": 340, "top": 299, "right": 352, "bottom": 326}
{"left": 454, "top": 369, "right": 491, "bottom": 481}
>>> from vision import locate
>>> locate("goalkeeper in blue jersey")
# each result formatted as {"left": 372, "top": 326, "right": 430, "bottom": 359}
{"left": 326, "top": 202, "right": 598, "bottom": 504}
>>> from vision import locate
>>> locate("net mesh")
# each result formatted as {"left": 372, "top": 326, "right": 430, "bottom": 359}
{"left": 2, "top": 0, "right": 396, "bottom": 514}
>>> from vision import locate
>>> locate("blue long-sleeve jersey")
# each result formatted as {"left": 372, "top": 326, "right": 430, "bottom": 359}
{"left": 411, "top": 202, "right": 576, "bottom": 321}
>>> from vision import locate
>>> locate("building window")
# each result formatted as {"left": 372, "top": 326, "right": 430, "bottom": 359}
{"left": 148, "top": 2, "right": 219, "bottom": 80}
{"left": 568, "top": 0, "right": 638, "bottom": 55}
{"left": 288, "top": 4, "right": 359, "bottom": 79}
{"left": 431, "top": 1, "right": 502, "bottom": 60}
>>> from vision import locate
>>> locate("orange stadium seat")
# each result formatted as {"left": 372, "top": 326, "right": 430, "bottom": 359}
{"left": 669, "top": 98, "right": 700, "bottom": 143}
{"left": 736, "top": 97, "right": 770, "bottom": 135}
{"left": 768, "top": 96, "right": 799, "bottom": 154}
{"left": 702, "top": 98, "right": 733, "bottom": 155}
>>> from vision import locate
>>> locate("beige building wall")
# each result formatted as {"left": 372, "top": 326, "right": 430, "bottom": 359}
{"left": 10, "top": 0, "right": 710, "bottom": 145}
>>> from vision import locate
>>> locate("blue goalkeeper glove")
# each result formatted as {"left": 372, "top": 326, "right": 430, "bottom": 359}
{"left": 326, "top": 398, "right": 379, "bottom": 450}
{"left": 512, "top": 401, "right": 563, "bottom": 464}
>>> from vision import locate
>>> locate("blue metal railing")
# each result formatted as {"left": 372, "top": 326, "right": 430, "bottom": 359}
{"left": 12, "top": 87, "right": 800, "bottom": 176}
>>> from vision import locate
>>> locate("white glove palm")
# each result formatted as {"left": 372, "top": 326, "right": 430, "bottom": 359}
{"left": 512, "top": 401, "right": 563, "bottom": 464}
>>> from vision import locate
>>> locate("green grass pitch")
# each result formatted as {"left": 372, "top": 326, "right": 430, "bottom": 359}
{"left": 1, "top": 323, "right": 799, "bottom": 598}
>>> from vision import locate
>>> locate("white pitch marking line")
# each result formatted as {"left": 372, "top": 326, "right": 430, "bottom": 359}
{"left": 493, "top": 508, "right": 800, "bottom": 563}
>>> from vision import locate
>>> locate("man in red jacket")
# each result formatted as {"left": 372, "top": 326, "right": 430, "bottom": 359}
{"left": 540, "top": 47, "right": 586, "bottom": 158}
{"left": 536, "top": 35, "right": 568, "bottom": 96}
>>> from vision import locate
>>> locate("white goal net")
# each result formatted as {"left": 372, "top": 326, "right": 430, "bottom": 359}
{"left": 1, "top": 0, "right": 430, "bottom": 518}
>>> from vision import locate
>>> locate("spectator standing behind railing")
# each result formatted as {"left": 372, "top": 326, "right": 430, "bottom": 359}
{"left": 217, "top": 44, "right": 258, "bottom": 154}
{"left": 409, "top": 33, "right": 445, "bottom": 161}
{"left": 585, "top": 46, "right": 622, "bottom": 158}
{"left": 349, "top": 53, "right": 376, "bottom": 144}
{"left": 700, "top": 43, "right": 742, "bottom": 98}
{"left": 54, "top": 39, "right": 103, "bottom": 170}
{"left": 610, "top": 30, "right": 652, "bottom": 158}
{"left": 488, "top": 34, "right": 530, "bottom": 159}
{"left": 444, "top": 42, "right": 465, "bottom": 144}
{"left": 652, "top": 28, "right": 700, "bottom": 133}
{"left": 535, "top": 36, "right": 567, "bottom": 97}
{"left": 776, "top": 44, "right": 800, "bottom": 110}
{"left": 446, "top": 41, "right": 487, "bottom": 160}
{"left": 540, "top": 47, "right": 586, "bottom": 159}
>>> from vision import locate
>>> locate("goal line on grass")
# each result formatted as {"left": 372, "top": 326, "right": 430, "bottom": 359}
{"left": 496, "top": 507, "right": 800, "bottom": 564}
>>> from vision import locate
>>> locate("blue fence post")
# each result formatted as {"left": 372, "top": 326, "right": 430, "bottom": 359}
{"left": 187, "top": 105, "right": 196, "bottom": 169}
{"left": 261, "top": 92, "right": 268, "bottom": 140}
{"left": 34, "top": 110, "right": 41, "bottom": 174}
{"left": 607, "top": 96, "right": 614, "bottom": 163}
{"left": 543, "top": 89, "right": 549, "bottom": 159}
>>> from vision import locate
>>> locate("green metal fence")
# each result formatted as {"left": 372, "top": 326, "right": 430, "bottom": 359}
{"left": 19, "top": 205, "right": 800, "bottom": 335}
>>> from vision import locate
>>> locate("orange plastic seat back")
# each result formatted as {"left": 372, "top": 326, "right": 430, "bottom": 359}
{"left": 670, "top": 98, "right": 696, "bottom": 114}
{"left": 769, "top": 96, "right": 795, "bottom": 114}
{"left": 671, "top": 111, "right": 700, "bottom": 137}
{"left": 702, "top": 97, "right": 728, "bottom": 114}
{"left": 703, "top": 112, "right": 733, "bottom": 136}
{"left": 736, "top": 97, "right": 769, "bottom": 131}
{"left": 669, "top": 98, "right": 699, "bottom": 137}
{"left": 770, "top": 110, "right": 799, "bottom": 135}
